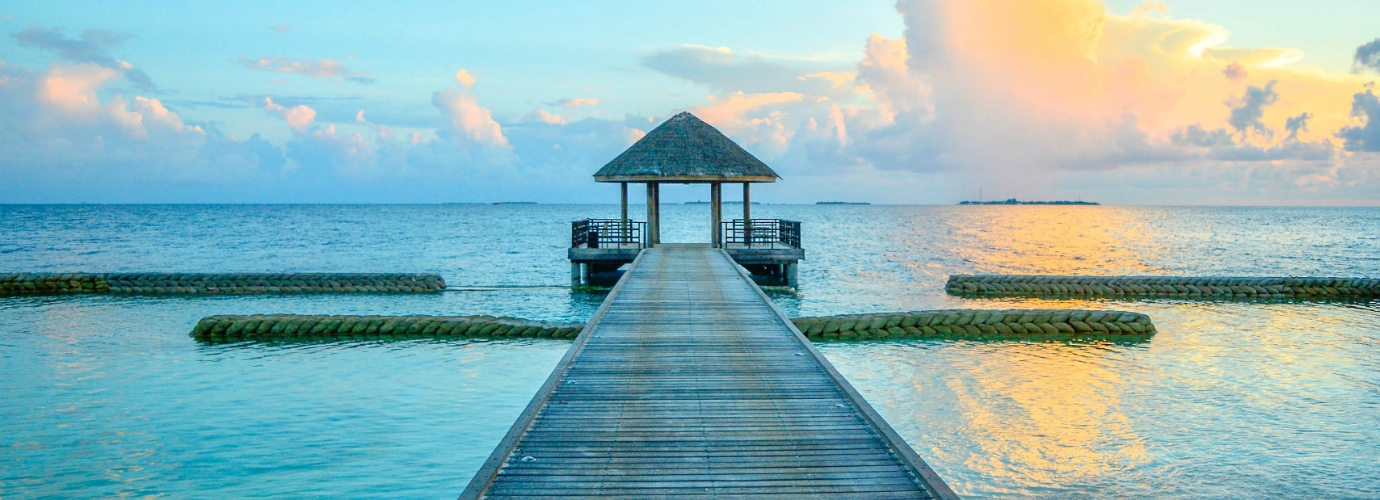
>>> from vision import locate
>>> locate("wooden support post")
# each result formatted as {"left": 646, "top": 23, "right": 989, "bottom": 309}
{"left": 571, "top": 262, "right": 582, "bottom": 286}
{"left": 710, "top": 182, "right": 722, "bottom": 248}
{"left": 620, "top": 182, "right": 628, "bottom": 245}
{"left": 742, "top": 182, "right": 752, "bottom": 247}
{"left": 646, "top": 182, "right": 660, "bottom": 247}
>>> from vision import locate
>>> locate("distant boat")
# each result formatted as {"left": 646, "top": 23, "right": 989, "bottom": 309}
{"left": 816, "top": 201, "right": 871, "bottom": 205}
{"left": 958, "top": 199, "right": 1098, "bottom": 205}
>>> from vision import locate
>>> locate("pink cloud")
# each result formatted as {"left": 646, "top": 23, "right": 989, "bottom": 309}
{"left": 262, "top": 97, "right": 316, "bottom": 132}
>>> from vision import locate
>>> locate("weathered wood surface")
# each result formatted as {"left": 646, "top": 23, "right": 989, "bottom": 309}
{"left": 461, "top": 244, "right": 956, "bottom": 499}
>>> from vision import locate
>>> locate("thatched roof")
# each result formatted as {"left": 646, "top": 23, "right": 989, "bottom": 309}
{"left": 593, "top": 112, "right": 779, "bottom": 183}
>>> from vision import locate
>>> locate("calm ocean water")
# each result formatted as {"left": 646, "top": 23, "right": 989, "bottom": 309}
{"left": 2, "top": 204, "right": 1378, "bottom": 498}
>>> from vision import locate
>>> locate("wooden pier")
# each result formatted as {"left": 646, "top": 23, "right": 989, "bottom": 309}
{"left": 461, "top": 245, "right": 956, "bottom": 499}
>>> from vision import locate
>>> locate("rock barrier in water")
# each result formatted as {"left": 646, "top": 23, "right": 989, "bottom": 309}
{"left": 191, "top": 315, "right": 583, "bottom": 342}
{"left": 0, "top": 273, "right": 446, "bottom": 296}
{"left": 946, "top": 275, "right": 1379, "bottom": 301}
{"left": 789, "top": 309, "right": 1154, "bottom": 341}
{"left": 191, "top": 309, "right": 1153, "bottom": 343}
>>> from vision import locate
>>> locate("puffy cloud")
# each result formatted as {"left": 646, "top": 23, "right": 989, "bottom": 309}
{"left": 262, "top": 97, "right": 317, "bottom": 131}
{"left": 0, "top": 61, "right": 286, "bottom": 198}
{"left": 1354, "top": 39, "right": 1380, "bottom": 74}
{"left": 1338, "top": 90, "right": 1380, "bottom": 152}
{"left": 1227, "top": 81, "right": 1279, "bottom": 140}
{"left": 432, "top": 86, "right": 508, "bottom": 149}
{"left": 1223, "top": 62, "right": 1247, "bottom": 82}
{"left": 630, "top": 0, "right": 1376, "bottom": 201}
{"left": 454, "top": 69, "right": 476, "bottom": 87}
{"left": 13, "top": 24, "right": 154, "bottom": 89}
{"left": 1285, "top": 112, "right": 1312, "bottom": 142}
{"left": 239, "top": 57, "right": 374, "bottom": 84}
{"left": 690, "top": 91, "right": 804, "bottom": 153}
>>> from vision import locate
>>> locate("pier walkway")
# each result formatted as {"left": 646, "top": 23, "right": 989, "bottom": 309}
{"left": 461, "top": 244, "right": 956, "bottom": 499}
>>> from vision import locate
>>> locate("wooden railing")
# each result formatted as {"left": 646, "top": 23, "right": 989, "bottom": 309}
{"left": 572, "top": 219, "right": 646, "bottom": 249}
{"left": 722, "top": 219, "right": 801, "bottom": 249}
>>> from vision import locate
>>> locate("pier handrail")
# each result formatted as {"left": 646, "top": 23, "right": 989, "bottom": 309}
{"left": 722, "top": 218, "right": 801, "bottom": 249}
{"left": 572, "top": 219, "right": 646, "bottom": 249}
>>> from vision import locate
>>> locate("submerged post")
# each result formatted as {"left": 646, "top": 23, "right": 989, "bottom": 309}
{"left": 743, "top": 182, "right": 752, "bottom": 247}
{"left": 710, "top": 182, "right": 722, "bottom": 248}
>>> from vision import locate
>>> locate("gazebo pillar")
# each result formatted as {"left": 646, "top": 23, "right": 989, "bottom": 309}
{"left": 620, "top": 182, "right": 628, "bottom": 244}
{"left": 742, "top": 183, "right": 752, "bottom": 247}
{"left": 646, "top": 182, "right": 660, "bottom": 246}
{"left": 710, "top": 182, "right": 722, "bottom": 248}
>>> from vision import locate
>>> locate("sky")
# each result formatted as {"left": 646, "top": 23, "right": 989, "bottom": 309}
{"left": 2, "top": 0, "right": 1380, "bottom": 205}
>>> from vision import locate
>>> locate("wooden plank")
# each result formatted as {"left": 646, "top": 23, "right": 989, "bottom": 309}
{"left": 460, "top": 245, "right": 957, "bottom": 499}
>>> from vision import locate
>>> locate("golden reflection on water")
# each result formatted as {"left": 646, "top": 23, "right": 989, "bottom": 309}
{"left": 944, "top": 207, "right": 1166, "bottom": 275}
{"left": 939, "top": 343, "right": 1148, "bottom": 490}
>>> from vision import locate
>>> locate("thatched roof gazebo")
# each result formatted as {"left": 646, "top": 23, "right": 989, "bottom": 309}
{"left": 569, "top": 111, "right": 801, "bottom": 288}
{"left": 594, "top": 112, "right": 779, "bottom": 246}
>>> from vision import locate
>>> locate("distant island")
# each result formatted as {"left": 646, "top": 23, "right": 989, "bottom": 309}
{"left": 493, "top": 202, "right": 538, "bottom": 205}
{"left": 816, "top": 202, "right": 871, "bottom": 205}
{"left": 684, "top": 201, "right": 760, "bottom": 205}
{"left": 959, "top": 199, "right": 1098, "bottom": 205}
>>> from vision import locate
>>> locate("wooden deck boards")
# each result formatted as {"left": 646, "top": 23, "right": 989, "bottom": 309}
{"left": 461, "top": 244, "right": 956, "bottom": 499}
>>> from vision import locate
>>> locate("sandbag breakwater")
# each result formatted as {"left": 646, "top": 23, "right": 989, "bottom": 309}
{"left": 948, "top": 275, "right": 1380, "bottom": 301}
{"left": 790, "top": 309, "right": 1154, "bottom": 341}
{"left": 192, "top": 315, "right": 583, "bottom": 342}
{"left": 0, "top": 273, "right": 445, "bottom": 296}
{"left": 191, "top": 309, "right": 1153, "bottom": 343}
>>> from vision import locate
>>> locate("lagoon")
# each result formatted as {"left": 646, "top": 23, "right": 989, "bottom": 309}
{"left": 2, "top": 204, "right": 1378, "bottom": 498}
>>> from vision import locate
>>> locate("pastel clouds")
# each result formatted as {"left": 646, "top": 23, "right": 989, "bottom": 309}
{"left": 455, "top": 69, "right": 477, "bottom": 87}
{"left": 433, "top": 86, "right": 508, "bottom": 148}
{"left": 240, "top": 56, "right": 374, "bottom": 84}
{"left": 262, "top": 97, "right": 316, "bottom": 132}
{"left": 555, "top": 98, "right": 598, "bottom": 108}
{"left": 524, "top": 109, "right": 566, "bottom": 125}
{"left": 13, "top": 24, "right": 154, "bottom": 89}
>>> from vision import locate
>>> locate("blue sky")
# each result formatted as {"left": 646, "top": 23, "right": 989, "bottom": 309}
{"left": 2, "top": 1, "right": 1379, "bottom": 204}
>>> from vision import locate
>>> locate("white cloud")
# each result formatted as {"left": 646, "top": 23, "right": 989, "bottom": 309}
{"left": 432, "top": 86, "right": 508, "bottom": 149}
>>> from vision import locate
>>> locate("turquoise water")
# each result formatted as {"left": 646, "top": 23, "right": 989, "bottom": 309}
{"left": 2, "top": 204, "right": 1378, "bottom": 498}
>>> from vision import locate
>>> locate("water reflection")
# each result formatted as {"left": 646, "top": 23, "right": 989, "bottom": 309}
{"left": 937, "top": 206, "right": 1166, "bottom": 275}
